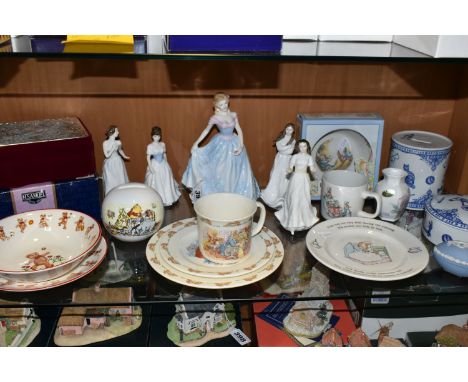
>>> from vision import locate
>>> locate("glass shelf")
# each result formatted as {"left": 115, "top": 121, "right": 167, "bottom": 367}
{"left": 3, "top": 35, "right": 468, "bottom": 62}
{"left": 1, "top": 191, "right": 467, "bottom": 309}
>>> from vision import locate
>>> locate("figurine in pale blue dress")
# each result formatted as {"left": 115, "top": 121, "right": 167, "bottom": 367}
{"left": 182, "top": 93, "right": 260, "bottom": 202}
{"left": 144, "top": 126, "right": 181, "bottom": 206}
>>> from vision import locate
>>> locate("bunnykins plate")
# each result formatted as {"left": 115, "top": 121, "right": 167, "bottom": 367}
{"left": 146, "top": 218, "right": 284, "bottom": 289}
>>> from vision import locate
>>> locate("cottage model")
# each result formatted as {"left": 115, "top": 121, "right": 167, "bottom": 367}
{"left": 175, "top": 293, "right": 229, "bottom": 335}
{"left": 0, "top": 302, "right": 39, "bottom": 347}
{"left": 57, "top": 286, "right": 135, "bottom": 336}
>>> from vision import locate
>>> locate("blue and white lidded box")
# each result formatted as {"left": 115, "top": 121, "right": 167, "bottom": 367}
{"left": 423, "top": 194, "right": 468, "bottom": 245}
{"left": 389, "top": 131, "right": 452, "bottom": 210}
{"left": 298, "top": 113, "right": 384, "bottom": 200}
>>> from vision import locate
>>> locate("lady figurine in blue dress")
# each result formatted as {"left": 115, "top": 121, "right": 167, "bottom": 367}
{"left": 182, "top": 93, "right": 260, "bottom": 202}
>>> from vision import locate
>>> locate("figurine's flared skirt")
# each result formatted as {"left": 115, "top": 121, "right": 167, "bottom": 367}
{"left": 261, "top": 153, "right": 291, "bottom": 208}
{"left": 145, "top": 160, "right": 181, "bottom": 206}
{"left": 275, "top": 172, "right": 318, "bottom": 233}
{"left": 182, "top": 134, "right": 260, "bottom": 200}
{"left": 103, "top": 155, "right": 129, "bottom": 195}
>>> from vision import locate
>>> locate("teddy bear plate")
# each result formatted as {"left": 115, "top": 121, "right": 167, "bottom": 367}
{"left": 0, "top": 237, "right": 107, "bottom": 292}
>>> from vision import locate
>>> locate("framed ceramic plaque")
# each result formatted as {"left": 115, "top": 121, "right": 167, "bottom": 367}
{"left": 299, "top": 113, "right": 384, "bottom": 200}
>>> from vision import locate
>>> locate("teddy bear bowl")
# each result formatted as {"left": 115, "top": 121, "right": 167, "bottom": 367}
{"left": 0, "top": 209, "right": 101, "bottom": 283}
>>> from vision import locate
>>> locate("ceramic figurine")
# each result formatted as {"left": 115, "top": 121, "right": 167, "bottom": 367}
{"left": 377, "top": 168, "right": 410, "bottom": 222}
{"left": 54, "top": 285, "right": 142, "bottom": 346}
{"left": 167, "top": 292, "right": 236, "bottom": 347}
{"left": 182, "top": 93, "right": 260, "bottom": 202}
{"left": 321, "top": 328, "right": 343, "bottom": 347}
{"left": 261, "top": 123, "right": 296, "bottom": 208}
{"left": 0, "top": 301, "right": 41, "bottom": 347}
{"left": 274, "top": 139, "right": 319, "bottom": 234}
{"left": 348, "top": 327, "right": 372, "bottom": 347}
{"left": 144, "top": 126, "right": 181, "bottom": 206}
{"left": 102, "top": 125, "right": 130, "bottom": 195}
{"left": 283, "top": 265, "right": 332, "bottom": 339}
{"left": 435, "top": 324, "right": 468, "bottom": 347}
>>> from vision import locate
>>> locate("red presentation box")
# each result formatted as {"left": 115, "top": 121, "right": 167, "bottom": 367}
{"left": 0, "top": 117, "right": 96, "bottom": 189}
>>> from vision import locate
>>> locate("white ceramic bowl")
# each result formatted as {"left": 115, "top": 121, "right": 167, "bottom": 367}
{"left": 0, "top": 209, "right": 101, "bottom": 283}
{"left": 423, "top": 194, "right": 468, "bottom": 245}
{"left": 101, "top": 182, "right": 164, "bottom": 242}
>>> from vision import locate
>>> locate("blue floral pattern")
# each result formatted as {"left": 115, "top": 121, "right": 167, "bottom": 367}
{"left": 408, "top": 189, "right": 433, "bottom": 210}
{"left": 391, "top": 141, "right": 450, "bottom": 171}
{"left": 403, "top": 164, "right": 415, "bottom": 189}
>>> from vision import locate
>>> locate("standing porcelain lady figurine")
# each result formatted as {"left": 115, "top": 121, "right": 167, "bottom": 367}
{"left": 144, "top": 126, "right": 181, "bottom": 206}
{"left": 102, "top": 125, "right": 130, "bottom": 195}
{"left": 275, "top": 139, "right": 319, "bottom": 234}
{"left": 182, "top": 93, "right": 260, "bottom": 202}
{"left": 261, "top": 123, "right": 296, "bottom": 208}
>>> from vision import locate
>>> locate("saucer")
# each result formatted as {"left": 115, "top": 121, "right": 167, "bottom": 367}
{"left": 0, "top": 237, "right": 107, "bottom": 292}
{"left": 148, "top": 218, "right": 276, "bottom": 278}
{"left": 146, "top": 218, "right": 284, "bottom": 289}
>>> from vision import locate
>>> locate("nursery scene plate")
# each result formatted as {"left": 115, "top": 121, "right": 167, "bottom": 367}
{"left": 149, "top": 218, "right": 276, "bottom": 278}
{"left": 306, "top": 218, "right": 429, "bottom": 281}
{"left": 311, "top": 129, "right": 373, "bottom": 196}
{"left": 146, "top": 218, "right": 284, "bottom": 289}
{"left": 0, "top": 237, "right": 107, "bottom": 292}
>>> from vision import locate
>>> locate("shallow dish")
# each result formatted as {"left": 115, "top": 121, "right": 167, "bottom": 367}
{"left": 433, "top": 240, "right": 468, "bottom": 278}
{"left": 0, "top": 237, "right": 107, "bottom": 292}
{"left": 0, "top": 209, "right": 101, "bottom": 282}
{"left": 146, "top": 218, "right": 284, "bottom": 289}
{"left": 306, "top": 217, "right": 429, "bottom": 281}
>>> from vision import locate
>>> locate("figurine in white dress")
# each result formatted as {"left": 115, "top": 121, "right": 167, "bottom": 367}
{"left": 144, "top": 126, "right": 181, "bottom": 206}
{"left": 261, "top": 123, "right": 296, "bottom": 208}
{"left": 102, "top": 125, "right": 130, "bottom": 195}
{"left": 274, "top": 139, "right": 319, "bottom": 234}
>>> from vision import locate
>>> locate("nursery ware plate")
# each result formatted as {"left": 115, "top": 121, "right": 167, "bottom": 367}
{"left": 0, "top": 208, "right": 101, "bottom": 282}
{"left": 0, "top": 237, "right": 107, "bottom": 292}
{"left": 149, "top": 218, "right": 275, "bottom": 278}
{"left": 312, "top": 129, "right": 372, "bottom": 175}
{"left": 146, "top": 218, "right": 284, "bottom": 289}
{"left": 306, "top": 217, "right": 429, "bottom": 281}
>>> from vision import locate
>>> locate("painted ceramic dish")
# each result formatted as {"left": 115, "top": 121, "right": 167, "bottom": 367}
{"left": 0, "top": 237, "right": 107, "bottom": 292}
{"left": 389, "top": 130, "right": 452, "bottom": 210}
{"left": 433, "top": 240, "right": 468, "bottom": 278}
{"left": 101, "top": 182, "right": 164, "bottom": 242}
{"left": 0, "top": 209, "right": 101, "bottom": 283}
{"left": 146, "top": 218, "right": 284, "bottom": 289}
{"left": 147, "top": 218, "right": 274, "bottom": 278}
{"left": 306, "top": 217, "right": 429, "bottom": 281}
{"left": 423, "top": 194, "right": 468, "bottom": 245}
{"left": 311, "top": 129, "right": 373, "bottom": 198}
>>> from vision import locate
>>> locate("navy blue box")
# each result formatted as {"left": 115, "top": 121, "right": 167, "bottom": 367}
{"left": 166, "top": 35, "right": 282, "bottom": 52}
{"left": 0, "top": 176, "right": 101, "bottom": 222}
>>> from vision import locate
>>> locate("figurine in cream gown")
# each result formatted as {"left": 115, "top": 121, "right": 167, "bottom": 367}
{"left": 274, "top": 139, "right": 319, "bottom": 234}
{"left": 102, "top": 125, "right": 130, "bottom": 195}
{"left": 144, "top": 126, "right": 181, "bottom": 206}
{"left": 261, "top": 123, "right": 296, "bottom": 208}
